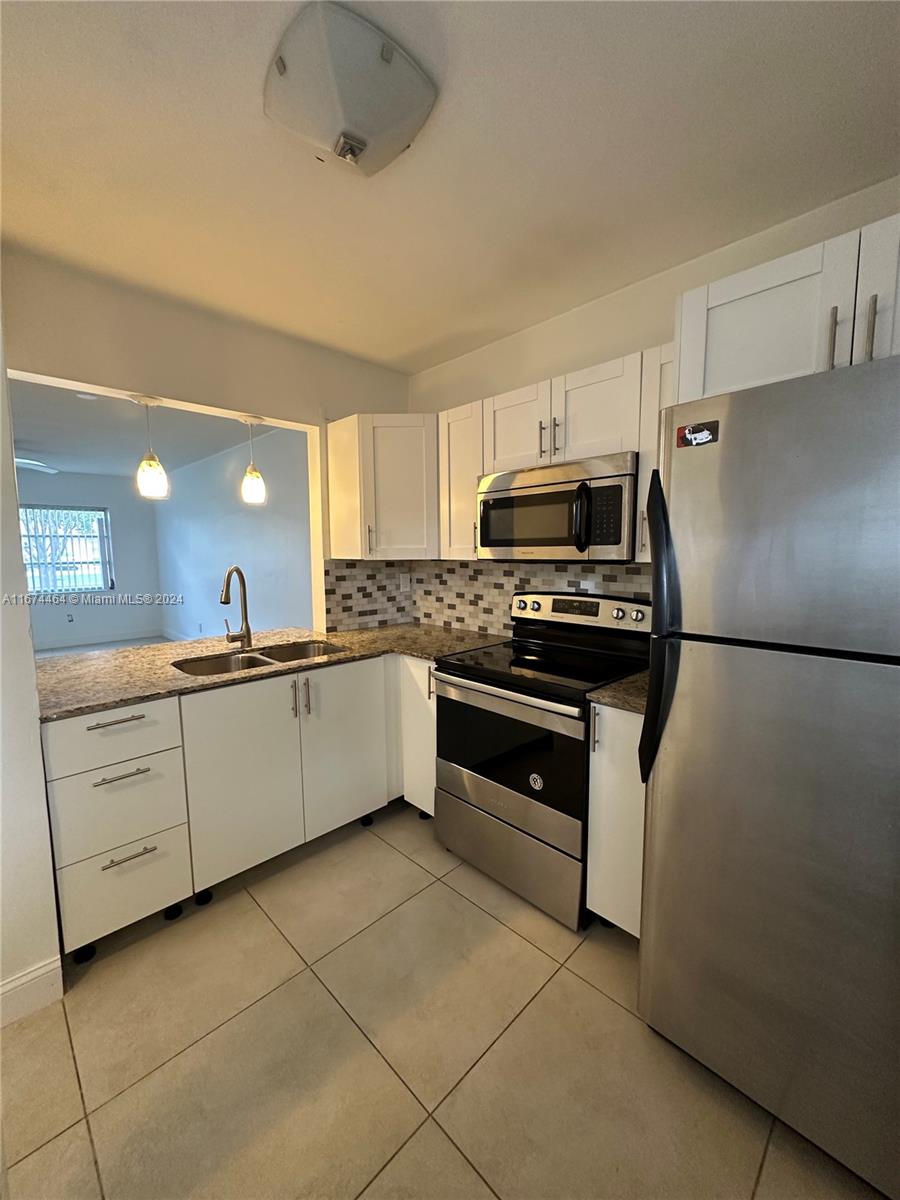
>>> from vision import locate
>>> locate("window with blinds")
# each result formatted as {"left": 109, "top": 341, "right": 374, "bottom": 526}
{"left": 19, "top": 506, "right": 115, "bottom": 594}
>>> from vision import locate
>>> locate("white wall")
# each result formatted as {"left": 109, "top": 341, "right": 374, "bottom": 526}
{"left": 16, "top": 470, "right": 163, "bottom": 650}
{"left": 0, "top": 331, "right": 62, "bottom": 1025}
{"left": 408, "top": 176, "right": 900, "bottom": 411}
{"left": 0, "top": 245, "right": 408, "bottom": 426}
{"left": 155, "top": 429, "right": 312, "bottom": 640}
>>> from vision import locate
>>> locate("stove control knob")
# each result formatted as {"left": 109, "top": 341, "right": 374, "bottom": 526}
{"left": 630, "top": 610, "right": 645, "bottom": 622}
{"left": 516, "top": 599, "right": 528, "bottom": 610}
{"left": 530, "top": 601, "right": 542, "bottom": 611}
{"left": 611, "top": 607, "right": 626, "bottom": 620}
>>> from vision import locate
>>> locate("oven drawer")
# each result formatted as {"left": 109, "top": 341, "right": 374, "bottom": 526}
{"left": 56, "top": 823, "right": 193, "bottom": 952}
{"left": 435, "top": 789, "right": 583, "bottom": 930}
{"left": 48, "top": 747, "right": 188, "bottom": 868}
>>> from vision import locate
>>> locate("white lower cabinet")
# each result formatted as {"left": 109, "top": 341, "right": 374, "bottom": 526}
{"left": 57, "top": 824, "right": 192, "bottom": 953}
{"left": 586, "top": 704, "right": 645, "bottom": 938}
{"left": 181, "top": 675, "right": 305, "bottom": 891}
{"left": 300, "top": 658, "right": 389, "bottom": 840}
{"left": 398, "top": 655, "right": 436, "bottom": 814}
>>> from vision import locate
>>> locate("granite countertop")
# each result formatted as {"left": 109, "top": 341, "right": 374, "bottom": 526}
{"left": 587, "top": 670, "right": 649, "bottom": 716}
{"left": 36, "top": 623, "right": 650, "bottom": 723}
{"left": 36, "top": 624, "right": 497, "bottom": 723}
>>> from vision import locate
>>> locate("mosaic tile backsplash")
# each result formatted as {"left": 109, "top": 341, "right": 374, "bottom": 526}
{"left": 324, "top": 560, "right": 653, "bottom": 636}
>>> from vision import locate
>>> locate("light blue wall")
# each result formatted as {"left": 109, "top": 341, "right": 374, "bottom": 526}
{"left": 154, "top": 429, "right": 312, "bottom": 640}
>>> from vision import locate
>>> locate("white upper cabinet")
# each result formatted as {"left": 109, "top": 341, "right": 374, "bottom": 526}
{"left": 300, "top": 658, "right": 388, "bottom": 840}
{"left": 676, "top": 230, "right": 861, "bottom": 403}
{"left": 439, "top": 400, "right": 483, "bottom": 559}
{"left": 181, "top": 675, "right": 305, "bottom": 891}
{"left": 327, "top": 412, "right": 438, "bottom": 560}
{"left": 634, "top": 343, "right": 674, "bottom": 563}
{"left": 482, "top": 381, "right": 552, "bottom": 473}
{"left": 853, "top": 214, "right": 900, "bottom": 362}
{"left": 550, "top": 352, "right": 642, "bottom": 462}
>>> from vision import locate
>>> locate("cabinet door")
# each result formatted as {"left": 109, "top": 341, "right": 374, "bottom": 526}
{"left": 360, "top": 414, "right": 438, "bottom": 559}
{"left": 586, "top": 704, "right": 644, "bottom": 937}
{"left": 634, "top": 343, "right": 674, "bottom": 563}
{"left": 300, "top": 659, "right": 388, "bottom": 840}
{"left": 439, "top": 400, "right": 483, "bottom": 559}
{"left": 327, "top": 414, "right": 363, "bottom": 559}
{"left": 550, "top": 353, "right": 642, "bottom": 462}
{"left": 677, "top": 230, "right": 860, "bottom": 403}
{"left": 181, "top": 676, "right": 304, "bottom": 890}
{"left": 853, "top": 213, "right": 900, "bottom": 362}
{"left": 399, "top": 656, "right": 436, "bottom": 815}
{"left": 482, "top": 381, "right": 551, "bottom": 473}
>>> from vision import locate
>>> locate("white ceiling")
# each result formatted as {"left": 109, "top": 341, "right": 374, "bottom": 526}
{"left": 2, "top": 2, "right": 898, "bottom": 373}
{"left": 10, "top": 380, "right": 277, "bottom": 476}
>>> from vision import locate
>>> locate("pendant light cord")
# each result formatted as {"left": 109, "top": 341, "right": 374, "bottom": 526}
{"left": 145, "top": 402, "right": 153, "bottom": 453}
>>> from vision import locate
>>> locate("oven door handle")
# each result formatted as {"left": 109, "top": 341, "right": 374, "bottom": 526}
{"left": 572, "top": 481, "right": 591, "bottom": 553}
{"left": 432, "top": 672, "right": 585, "bottom": 740}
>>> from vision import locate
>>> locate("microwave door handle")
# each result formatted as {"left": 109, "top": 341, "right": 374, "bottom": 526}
{"left": 572, "top": 482, "right": 591, "bottom": 553}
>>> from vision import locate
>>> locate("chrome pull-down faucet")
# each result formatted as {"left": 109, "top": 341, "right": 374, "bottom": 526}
{"left": 220, "top": 564, "right": 252, "bottom": 650}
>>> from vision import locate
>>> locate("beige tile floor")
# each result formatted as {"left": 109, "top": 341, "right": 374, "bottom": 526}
{"left": 0, "top": 800, "right": 888, "bottom": 1200}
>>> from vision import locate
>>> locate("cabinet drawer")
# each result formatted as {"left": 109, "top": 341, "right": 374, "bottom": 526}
{"left": 48, "top": 747, "right": 187, "bottom": 868}
{"left": 56, "top": 824, "right": 192, "bottom": 952}
{"left": 42, "top": 699, "right": 181, "bottom": 781}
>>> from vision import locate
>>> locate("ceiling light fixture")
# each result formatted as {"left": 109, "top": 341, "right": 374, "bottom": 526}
{"left": 240, "top": 420, "right": 267, "bottom": 506}
{"left": 135, "top": 400, "right": 170, "bottom": 500}
{"left": 263, "top": 1, "right": 437, "bottom": 177}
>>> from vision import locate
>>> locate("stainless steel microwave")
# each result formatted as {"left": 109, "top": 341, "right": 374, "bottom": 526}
{"left": 476, "top": 454, "right": 636, "bottom": 562}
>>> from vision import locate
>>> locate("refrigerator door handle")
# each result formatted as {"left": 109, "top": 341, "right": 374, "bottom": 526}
{"left": 638, "top": 637, "right": 680, "bottom": 783}
{"left": 647, "top": 469, "right": 678, "bottom": 636}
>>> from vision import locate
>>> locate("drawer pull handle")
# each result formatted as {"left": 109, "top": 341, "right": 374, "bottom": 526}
{"left": 864, "top": 293, "right": 878, "bottom": 362}
{"left": 101, "top": 844, "right": 158, "bottom": 871}
{"left": 86, "top": 714, "right": 146, "bottom": 732}
{"left": 92, "top": 766, "right": 152, "bottom": 788}
{"left": 826, "top": 305, "right": 838, "bottom": 370}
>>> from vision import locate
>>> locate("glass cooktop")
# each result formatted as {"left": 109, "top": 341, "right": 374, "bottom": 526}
{"left": 436, "top": 639, "right": 647, "bottom": 706}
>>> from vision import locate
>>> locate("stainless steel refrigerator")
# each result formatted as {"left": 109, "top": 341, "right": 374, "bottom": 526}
{"left": 638, "top": 355, "right": 900, "bottom": 1199}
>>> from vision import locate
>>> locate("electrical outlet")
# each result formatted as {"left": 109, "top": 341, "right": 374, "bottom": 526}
{"left": 399, "top": 571, "right": 411, "bottom": 593}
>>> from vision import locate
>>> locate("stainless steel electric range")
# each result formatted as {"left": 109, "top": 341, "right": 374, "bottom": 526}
{"left": 433, "top": 591, "right": 651, "bottom": 930}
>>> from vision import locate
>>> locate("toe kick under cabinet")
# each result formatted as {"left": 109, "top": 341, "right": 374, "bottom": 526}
{"left": 42, "top": 699, "right": 193, "bottom": 952}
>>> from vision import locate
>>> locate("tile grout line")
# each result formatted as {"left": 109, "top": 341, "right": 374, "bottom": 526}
{"left": 365, "top": 813, "right": 460, "bottom": 880}
{"left": 243, "top": 881, "right": 433, "bottom": 1118}
{"left": 429, "top": 960, "right": 565, "bottom": 1120}
{"left": 749, "top": 1116, "right": 776, "bottom": 1200}
{"left": 441, "top": 870, "right": 588, "bottom": 965}
{"left": 243, "top": 873, "right": 437, "bottom": 968}
{"left": 60, "top": 999, "right": 106, "bottom": 1200}
{"left": 560, "top": 960, "right": 643, "bottom": 1021}
{"left": 74, "top": 965, "right": 306, "bottom": 1118}
{"left": 346, "top": 1113, "right": 431, "bottom": 1200}
{"left": 3, "top": 1116, "right": 84, "bottom": 1171}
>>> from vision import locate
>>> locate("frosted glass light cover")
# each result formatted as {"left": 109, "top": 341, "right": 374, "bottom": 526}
{"left": 241, "top": 464, "right": 267, "bottom": 506}
{"left": 136, "top": 452, "right": 170, "bottom": 500}
{"left": 263, "top": 1, "right": 436, "bottom": 176}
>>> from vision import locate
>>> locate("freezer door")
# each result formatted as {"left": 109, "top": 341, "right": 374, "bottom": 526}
{"left": 639, "top": 638, "right": 900, "bottom": 1198}
{"left": 656, "top": 355, "right": 900, "bottom": 656}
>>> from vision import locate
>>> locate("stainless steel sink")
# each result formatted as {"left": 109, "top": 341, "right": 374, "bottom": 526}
{"left": 173, "top": 652, "right": 278, "bottom": 676}
{"left": 256, "top": 641, "right": 345, "bottom": 662}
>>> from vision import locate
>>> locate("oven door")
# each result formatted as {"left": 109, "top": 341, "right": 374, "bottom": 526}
{"left": 477, "top": 482, "right": 587, "bottom": 561}
{"left": 434, "top": 672, "right": 585, "bottom": 857}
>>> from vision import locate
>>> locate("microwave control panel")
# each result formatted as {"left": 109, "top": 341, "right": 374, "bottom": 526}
{"left": 590, "top": 484, "right": 624, "bottom": 546}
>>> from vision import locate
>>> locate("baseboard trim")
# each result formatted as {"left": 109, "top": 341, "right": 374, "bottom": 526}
{"left": 0, "top": 956, "right": 63, "bottom": 1026}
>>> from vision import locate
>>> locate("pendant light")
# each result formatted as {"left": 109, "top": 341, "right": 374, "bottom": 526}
{"left": 241, "top": 420, "right": 267, "bottom": 506}
{"left": 135, "top": 400, "right": 170, "bottom": 500}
